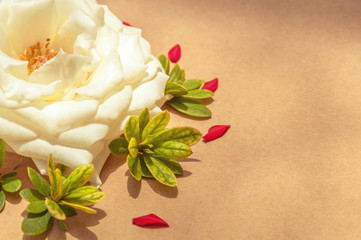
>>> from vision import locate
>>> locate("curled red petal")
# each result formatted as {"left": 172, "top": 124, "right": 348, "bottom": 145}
{"left": 203, "top": 125, "right": 230, "bottom": 142}
{"left": 168, "top": 44, "right": 181, "bottom": 63}
{"left": 123, "top": 21, "right": 132, "bottom": 27}
{"left": 202, "top": 78, "right": 218, "bottom": 92}
{"left": 133, "top": 214, "right": 169, "bottom": 228}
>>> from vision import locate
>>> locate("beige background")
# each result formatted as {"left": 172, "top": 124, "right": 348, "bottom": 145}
{"left": 2, "top": 0, "right": 361, "bottom": 239}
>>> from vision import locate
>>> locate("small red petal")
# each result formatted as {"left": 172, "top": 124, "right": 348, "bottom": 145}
{"left": 168, "top": 44, "right": 181, "bottom": 63}
{"left": 133, "top": 214, "right": 169, "bottom": 228}
{"left": 123, "top": 21, "right": 132, "bottom": 27}
{"left": 202, "top": 78, "right": 218, "bottom": 92}
{"left": 203, "top": 125, "right": 230, "bottom": 142}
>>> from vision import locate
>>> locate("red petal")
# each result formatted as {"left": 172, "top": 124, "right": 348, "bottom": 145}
{"left": 133, "top": 214, "right": 169, "bottom": 228}
{"left": 123, "top": 21, "right": 132, "bottom": 27}
{"left": 203, "top": 125, "right": 230, "bottom": 142}
{"left": 168, "top": 44, "right": 181, "bottom": 63}
{"left": 202, "top": 78, "right": 218, "bottom": 92}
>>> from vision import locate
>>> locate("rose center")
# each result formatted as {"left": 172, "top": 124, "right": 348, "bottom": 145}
{"left": 19, "top": 38, "right": 58, "bottom": 75}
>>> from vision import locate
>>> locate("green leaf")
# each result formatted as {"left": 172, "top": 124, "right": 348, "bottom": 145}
{"left": 61, "top": 201, "right": 97, "bottom": 214}
{"left": 152, "top": 141, "right": 192, "bottom": 159}
{"left": 179, "top": 69, "right": 185, "bottom": 84}
{"left": 58, "top": 220, "right": 68, "bottom": 231}
{"left": 63, "top": 192, "right": 105, "bottom": 206}
{"left": 128, "top": 137, "right": 139, "bottom": 158}
{"left": 108, "top": 137, "right": 129, "bottom": 155}
{"left": 158, "top": 158, "right": 183, "bottom": 175}
{"left": 27, "top": 167, "right": 51, "bottom": 197}
{"left": 165, "top": 82, "right": 188, "bottom": 96}
{"left": 168, "top": 64, "right": 181, "bottom": 83}
{"left": 127, "top": 155, "right": 141, "bottom": 181}
{"left": 182, "top": 79, "right": 204, "bottom": 90}
{"left": 48, "top": 155, "right": 62, "bottom": 200}
{"left": 138, "top": 108, "right": 150, "bottom": 136}
{"left": 0, "top": 139, "right": 5, "bottom": 169}
{"left": 26, "top": 200, "right": 47, "bottom": 214}
{"left": 143, "top": 154, "right": 177, "bottom": 187}
{"left": 22, "top": 211, "right": 52, "bottom": 236}
{"left": 139, "top": 156, "right": 153, "bottom": 178}
{"left": 0, "top": 190, "right": 5, "bottom": 212}
{"left": 182, "top": 89, "right": 214, "bottom": 99}
{"left": 45, "top": 199, "right": 66, "bottom": 220}
{"left": 20, "top": 189, "right": 45, "bottom": 202}
{"left": 167, "top": 97, "right": 212, "bottom": 118}
{"left": 1, "top": 176, "right": 21, "bottom": 192}
{"left": 65, "top": 186, "right": 98, "bottom": 199}
{"left": 63, "top": 164, "right": 93, "bottom": 195}
{"left": 59, "top": 203, "right": 77, "bottom": 217}
{"left": 124, "top": 116, "right": 140, "bottom": 141}
{"left": 2, "top": 172, "right": 17, "bottom": 178}
{"left": 158, "top": 55, "right": 170, "bottom": 74}
{"left": 148, "top": 127, "right": 202, "bottom": 146}
{"left": 142, "top": 110, "right": 170, "bottom": 139}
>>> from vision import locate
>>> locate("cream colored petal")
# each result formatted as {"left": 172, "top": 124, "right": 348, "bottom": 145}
{"left": 0, "top": 24, "right": 12, "bottom": 56}
{"left": 0, "top": 51, "right": 28, "bottom": 80}
{"left": 15, "top": 100, "right": 99, "bottom": 134}
{"left": 58, "top": 123, "right": 109, "bottom": 148}
{"left": 0, "top": 70, "right": 59, "bottom": 108}
{"left": 94, "top": 85, "right": 132, "bottom": 122}
{"left": 75, "top": 52, "right": 124, "bottom": 99}
{"left": 89, "top": 146, "right": 110, "bottom": 187}
{"left": 54, "top": 0, "right": 93, "bottom": 27}
{"left": 7, "top": 0, "right": 57, "bottom": 54}
{"left": 95, "top": 25, "right": 119, "bottom": 56}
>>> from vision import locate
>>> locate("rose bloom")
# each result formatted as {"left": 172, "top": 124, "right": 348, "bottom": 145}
{"left": 0, "top": 0, "right": 168, "bottom": 186}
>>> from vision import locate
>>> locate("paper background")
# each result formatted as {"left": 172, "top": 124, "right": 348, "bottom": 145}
{"left": 2, "top": 0, "right": 361, "bottom": 239}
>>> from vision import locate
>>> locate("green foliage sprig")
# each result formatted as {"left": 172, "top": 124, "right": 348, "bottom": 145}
{"left": 20, "top": 155, "right": 105, "bottom": 235}
{"left": 109, "top": 108, "right": 202, "bottom": 187}
{"left": 158, "top": 55, "right": 213, "bottom": 118}
{"left": 0, "top": 139, "right": 21, "bottom": 212}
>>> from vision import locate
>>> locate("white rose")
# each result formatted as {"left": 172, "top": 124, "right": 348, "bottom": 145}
{"left": 0, "top": 0, "right": 168, "bottom": 186}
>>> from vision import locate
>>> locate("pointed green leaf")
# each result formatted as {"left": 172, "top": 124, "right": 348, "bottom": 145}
{"left": 61, "top": 201, "right": 97, "bottom": 214}
{"left": 20, "top": 189, "right": 45, "bottom": 202}
{"left": 138, "top": 108, "right": 150, "bottom": 135}
{"left": 142, "top": 110, "right": 170, "bottom": 139}
{"left": 27, "top": 167, "right": 51, "bottom": 197}
{"left": 53, "top": 169, "right": 63, "bottom": 201}
{"left": 168, "top": 64, "right": 181, "bottom": 83}
{"left": 145, "top": 153, "right": 183, "bottom": 175}
{"left": 59, "top": 203, "right": 77, "bottom": 217}
{"left": 165, "top": 82, "right": 188, "bottom": 96}
{"left": 63, "top": 191, "right": 105, "bottom": 205}
{"left": 148, "top": 127, "right": 202, "bottom": 146}
{"left": 60, "top": 165, "right": 67, "bottom": 177}
{"left": 139, "top": 156, "right": 153, "bottom": 178}
{"left": 45, "top": 199, "right": 66, "bottom": 220}
{"left": 63, "top": 164, "right": 93, "bottom": 195}
{"left": 124, "top": 116, "right": 140, "bottom": 141}
{"left": 127, "top": 155, "right": 141, "bottom": 181}
{"left": 0, "top": 139, "right": 5, "bottom": 169}
{"left": 158, "top": 55, "right": 170, "bottom": 74}
{"left": 58, "top": 220, "right": 68, "bottom": 231}
{"left": 22, "top": 211, "right": 52, "bottom": 236}
{"left": 26, "top": 200, "right": 47, "bottom": 214}
{"left": 128, "top": 137, "right": 139, "bottom": 158}
{"left": 167, "top": 97, "right": 212, "bottom": 118}
{"left": 182, "top": 79, "right": 204, "bottom": 90}
{"left": 48, "top": 155, "right": 62, "bottom": 200}
{"left": 108, "top": 137, "right": 129, "bottom": 155}
{"left": 178, "top": 69, "right": 185, "bottom": 84}
{"left": 2, "top": 176, "right": 21, "bottom": 192}
{"left": 2, "top": 172, "right": 17, "bottom": 178}
{"left": 65, "top": 186, "right": 98, "bottom": 199}
{"left": 143, "top": 154, "right": 177, "bottom": 187}
{"left": 152, "top": 141, "right": 192, "bottom": 159}
{"left": 182, "top": 89, "right": 214, "bottom": 99}
{"left": 0, "top": 190, "right": 5, "bottom": 212}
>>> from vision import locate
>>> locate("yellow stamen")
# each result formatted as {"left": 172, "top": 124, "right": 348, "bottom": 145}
{"left": 20, "top": 38, "right": 58, "bottom": 75}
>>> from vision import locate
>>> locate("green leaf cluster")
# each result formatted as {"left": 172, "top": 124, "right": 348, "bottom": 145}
{"left": 159, "top": 54, "right": 213, "bottom": 118}
{"left": 109, "top": 108, "right": 202, "bottom": 186}
{"left": 0, "top": 139, "right": 22, "bottom": 212}
{"left": 20, "top": 155, "right": 105, "bottom": 236}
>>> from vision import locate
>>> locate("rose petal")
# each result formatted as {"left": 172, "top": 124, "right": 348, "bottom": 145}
{"left": 202, "top": 78, "right": 218, "bottom": 92}
{"left": 133, "top": 214, "right": 169, "bottom": 228}
{"left": 168, "top": 44, "right": 181, "bottom": 63}
{"left": 203, "top": 125, "right": 230, "bottom": 142}
{"left": 122, "top": 21, "right": 132, "bottom": 27}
